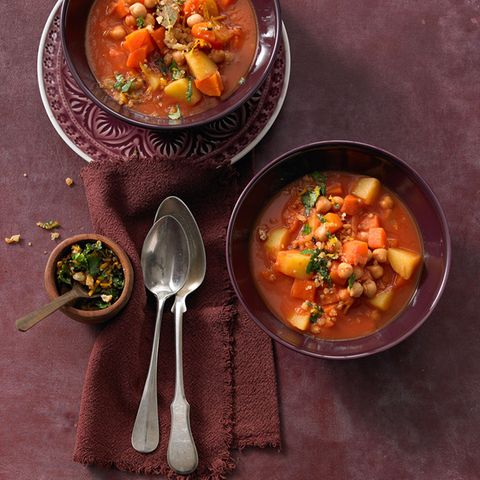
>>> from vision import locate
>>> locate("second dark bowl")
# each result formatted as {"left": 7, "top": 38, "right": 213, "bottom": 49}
{"left": 61, "top": 0, "right": 281, "bottom": 130}
{"left": 227, "top": 141, "right": 451, "bottom": 359}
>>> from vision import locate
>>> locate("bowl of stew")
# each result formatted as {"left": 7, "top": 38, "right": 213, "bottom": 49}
{"left": 44, "top": 233, "right": 134, "bottom": 323}
{"left": 226, "top": 141, "right": 451, "bottom": 359}
{"left": 61, "top": 0, "right": 280, "bottom": 129}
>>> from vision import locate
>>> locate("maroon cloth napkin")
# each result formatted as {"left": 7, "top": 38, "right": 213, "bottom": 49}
{"left": 74, "top": 154, "right": 280, "bottom": 478}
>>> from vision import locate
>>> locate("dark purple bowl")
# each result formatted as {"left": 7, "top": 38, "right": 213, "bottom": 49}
{"left": 61, "top": 0, "right": 280, "bottom": 130}
{"left": 226, "top": 141, "right": 451, "bottom": 359}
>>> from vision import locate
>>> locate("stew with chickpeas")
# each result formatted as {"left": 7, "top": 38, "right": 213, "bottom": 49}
{"left": 86, "top": 0, "right": 257, "bottom": 119}
{"left": 250, "top": 172, "right": 423, "bottom": 340}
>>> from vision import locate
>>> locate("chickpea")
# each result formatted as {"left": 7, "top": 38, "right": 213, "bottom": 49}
{"left": 171, "top": 50, "right": 185, "bottom": 65}
{"left": 379, "top": 194, "right": 394, "bottom": 210}
{"left": 348, "top": 282, "right": 363, "bottom": 298}
{"left": 109, "top": 25, "right": 126, "bottom": 40}
{"left": 315, "top": 196, "right": 331, "bottom": 214}
{"left": 145, "top": 13, "right": 155, "bottom": 26}
{"left": 144, "top": 0, "right": 158, "bottom": 7}
{"left": 353, "top": 266, "right": 364, "bottom": 279}
{"left": 129, "top": 2, "right": 147, "bottom": 18}
{"left": 372, "top": 248, "right": 388, "bottom": 263}
{"left": 331, "top": 196, "right": 344, "bottom": 210}
{"left": 210, "top": 49, "right": 226, "bottom": 64}
{"left": 363, "top": 279, "right": 377, "bottom": 298}
{"left": 356, "top": 231, "right": 368, "bottom": 242}
{"left": 314, "top": 225, "right": 328, "bottom": 242}
{"left": 125, "top": 14, "right": 136, "bottom": 27}
{"left": 187, "top": 13, "right": 204, "bottom": 27}
{"left": 338, "top": 288, "right": 350, "bottom": 301}
{"left": 337, "top": 262, "right": 353, "bottom": 279}
{"left": 367, "top": 264, "right": 384, "bottom": 279}
{"left": 367, "top": 248, "right": 373, "bottom": 262}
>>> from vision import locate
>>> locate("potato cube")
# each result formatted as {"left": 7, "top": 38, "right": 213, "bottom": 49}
{"left": 368, "top": 289, "right": 394, "bottom": 311}
{"left": 351, "top": 177, "right": 381, "bottom": 205}
{"left": 164, "top": 78, "right": 202, "bottom": 104}
{"left": 264, "top": 227, "right": 289, "bottom": 258}
{"left": 287, "top": 310, "right": 311, "bottom": 331}
{"left": 275, "top": 250, "right": 312, "bottom": 279}
{"left": 387, "top": 247, "right": 422, "bottom": 280}
{"left": 185, "top": 50, "right": 218, "bottom": 81}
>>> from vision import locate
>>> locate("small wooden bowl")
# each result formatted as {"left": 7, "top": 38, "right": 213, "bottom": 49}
{"left": 44, "top": 233, "right": 134, "bottom": 324}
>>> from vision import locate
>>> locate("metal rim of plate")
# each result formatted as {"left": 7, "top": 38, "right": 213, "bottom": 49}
{"left": 37, "top": 0, "right": 291, "bottom": 164}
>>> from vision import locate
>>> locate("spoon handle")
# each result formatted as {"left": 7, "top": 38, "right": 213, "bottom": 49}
{"left": 167, "top": 298, "right": 198, "bottom": 474}
{"left": 131, "top": 295, "right": 166, "bottom": 453}
{"left": 16, "top": 288, "right": 80, "bottom": 332}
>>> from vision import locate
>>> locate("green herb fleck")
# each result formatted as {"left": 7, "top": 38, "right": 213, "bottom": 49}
{"left": 169, "top": 60, "right": 184, "bottom": 80}
{"left": 155, "top": 58, "right": 168, "bottom": 75}
{"left": 157, "top": 2, "right": 179, "bottom": 29}
{"left": 136, "top": 16, "right": 145, "bottom": 28}
{"left": 318, "top": 214, "right": 327, "bottom": 224}
{"left": 348, "top": 274, "right": 356, "bottom": 289}
{"left": 186, "top": 78, "right": 193, "bottom": 103}
{"left": 300, "top": 249, "right": 316, "bottom": 255}
{"left": 301, "top": 186, "right": 320, "bottom": 215}
{"left": 301, "top": 224, "right": 312, "bottom": 235}
{"left": 168, "top": 104, "right": 182, "bottom": 120}
{"left": 308, "top": 304, "right": 324, "bottom": 323}
{"left": 311, "top": 172, "right": 327, "bottom": 196}
{"left": 113, "top": 73, "right": 134, "bottom": 93}
{"left": 305, "top": 249, "right": 332, "bottom": 286}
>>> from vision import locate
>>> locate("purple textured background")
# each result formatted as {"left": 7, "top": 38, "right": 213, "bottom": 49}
{"left": 1, "top": 0, "right": 479, "bottom": 479}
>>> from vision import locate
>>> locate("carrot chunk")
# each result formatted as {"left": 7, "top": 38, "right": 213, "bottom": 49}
{"left": 342, "top": 240, "right": 369, "bottom": 265}
{"left": 124, "top": 28, "right": 155, "bottom": 54}
{"left": 358, "top": 214, "right": 380, "bottom": 231}
{"left": 194, "top": 70, "right": 223, "bottom": 96}
{"left": 113, "top": 0, "right": 129, "bottom": 18}
{"left": 368, "top": 227, "right": 387, "bottom": 249}
{"left": 341, "top": 194, "right": 364, "bottom": 216}
{"left": 323, "top": 212, "right": 343, "bottom": 233}
{"left": 290, "top": 279, "right": 316, "bottom": 302}
{"left": 126, "top": 46, "right": 148, "bottom": 68}
{"left": 330, "top": 262, "right": 347, "bottom": 286}
{"left": 149, "top": 27, "right": 166, "bottom": 50}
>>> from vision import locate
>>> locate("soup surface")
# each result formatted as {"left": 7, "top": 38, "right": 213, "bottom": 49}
{"left": 250, "top": 172, "right": 423, "bottom": 340}
{"left": 86, "top": 0, "right": 257, "bottom": 119}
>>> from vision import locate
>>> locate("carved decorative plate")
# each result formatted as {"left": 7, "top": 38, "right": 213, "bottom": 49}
{"left": 37, "top": 0, "right": 291, "bottom": 164}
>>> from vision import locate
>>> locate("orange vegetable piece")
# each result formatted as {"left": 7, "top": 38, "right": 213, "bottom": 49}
{"left": 113, "top": 0, "right": 129, "bottom": 18}
{"left": 124, "top": 28, "right": 155, "bottom": 54}
{"left": 149, "top": 27, "right": 166, "bottom": 50}
{"left": 191, "top": 22, "right": 217, "bottom": 44}
{"left": 341, "top": 194, "right": 364, "bottom": 216}
{"left": 327, "top": 182, "right": 343, "bottom": 196}
{"left": 217, "top": 0, "right": 236, "bottom": 8}
{"left": 323, "top": 212, "right": 343, "bottom": 233}
{"left": 126, "top": 46, "right": 148, "bottom": 68}
{"left": 290, "top": 279, "right": 316, "bottom": 302}
{"left": 194, "top": 70, "right": 223, "bottom": 96}
{"left": 358, "top": 214, "right": 380, "bottom": 231}
{"left": 368, "top": 227, "right": 387, "bottom": 249}
{"left": 342, "top": 240, "right": 369, "bottom": 265}
{"left": 330, "top": 262, "right": 347, "bottom": 286}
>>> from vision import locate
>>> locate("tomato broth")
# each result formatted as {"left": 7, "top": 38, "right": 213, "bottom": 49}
{"left": 250, "top": 172, "right": 423, "bottom": 340}
{"left": 86, "top": 0, "right": 257, "bottom": 119}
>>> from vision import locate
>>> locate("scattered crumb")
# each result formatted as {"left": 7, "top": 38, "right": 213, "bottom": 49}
{"left": 65, "top": 177, "right": 74, "bottom": 187}
{"left": 51, "top": 232, "right": 60, "bottom": 240}
{"left": 5, "top": 234, "right": 21, "bottom": 244}
{"left": 421, "top": 19, "right": 426, "bottom": 25}
{"left": 23, "top": 173, "right": 28, "bottom": 177}
{"left": 28, "top": 242, "right": 32, "bottom": 246}
{"left": 43, "top": 250, "right": 48, "bottom": 255}
{"left": 101, "top": 294, "right": 113, "bottom": 303}
{"left": 37, "top": 220, "right": 60, "bottom": 230}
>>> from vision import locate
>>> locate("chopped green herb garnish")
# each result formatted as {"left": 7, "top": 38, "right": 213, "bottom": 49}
{"left": 318, "top": 214, "right": 327, "bottom": 224}
{"left": 169, "top": 60, "right": 184, "bottom": 80}
{"left": 305, "top": 249, "right": 332, "bottom": 286}
{"left": 113, "top": 73, "right": 134, "bottom": 93}
{"left": 136, "top": 16, "right": 145, "bottom": 28}
{"left": 300, "top": 249, "right": 316, "bottom": 255}
{"left": 155, "top": 58, "right": 168, "bottom": 75}
{"left": 311, "top": 172, "right": 327, "bottom": 196}
{"left": 36, "top": 220, "right": 60, "bottom": 230}
{"left": 168, "top": 104, "right": 182, "bottom": 120}
{"left": 186, "top": 78, "right": 193, "bottom": 103}
{"left": 348, "top": 274, "right": 356, "bottom": 289}
{"left": 301, "top": 186, "right": 320, "bottom": 215}
{"left": 308, "top": 303, "right": 324, "bottom": 323}
{"left": 302, "top": 224, "right": 312, "bottom": 235}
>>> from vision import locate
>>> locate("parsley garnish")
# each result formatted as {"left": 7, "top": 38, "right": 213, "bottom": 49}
{"left": 305, "top": 249, "right": 332, "bottom": 286}
{"left": 113, "top": 73, "right": 134, "bottom": 93}
{"left": 169, "top": 60, "right": 184, "bottom": 80}
{"left": 300, "top": 249, "right": 316, "bottom": 255}
{"left": 301, "top": 186, "right": 320, "bottom": 215}
{"left": 311, "top": 172, "right": 327, "bottom": 196}
{"left": 155, "top": 58, "right": 168, "bottom": 75}
{"left": 308, "top": 303, "right": 324, "bottom": 323}
{"left": 136, "top": 16, "right": 145, "bottom": 28}
{"left": 186, "top": 78, "right": 193, "bottom": 102}
{"left": 302, "top": 224, "right": 312, "bottom": 235}
{"left": 318, "top": 214, "right": 327, "bottom": 224}
{"left": 168, "top": 104, "right": 182, "bottom": 120}
{"left": 348, "top": 274, "right": 356, "bottom": 289}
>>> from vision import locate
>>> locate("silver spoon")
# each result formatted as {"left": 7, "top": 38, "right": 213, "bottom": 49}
{"left": 131, "top": 215, "right": 190, "bottom": 453}
{"left": 155, "top": 197, "right": 206, "bottom": 474}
